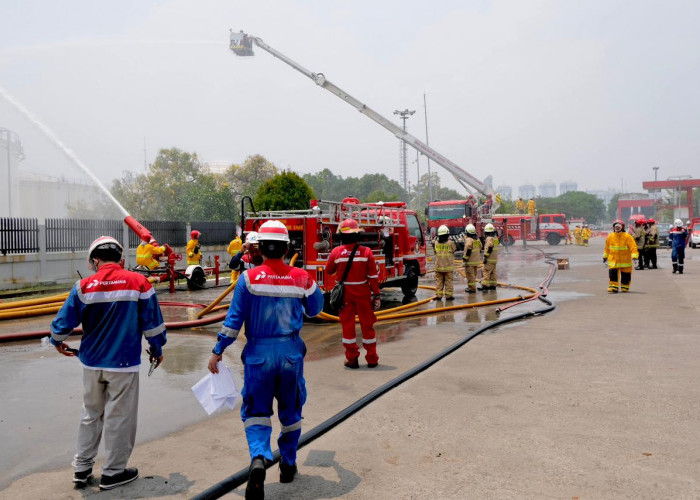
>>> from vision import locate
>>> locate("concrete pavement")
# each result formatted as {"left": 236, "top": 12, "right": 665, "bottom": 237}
{"left": 2, "top": 239, "right": 700, "bottom": 499}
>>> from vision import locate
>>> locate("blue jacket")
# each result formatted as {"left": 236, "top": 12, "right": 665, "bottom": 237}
{"left": 668, "top": 227, "right": 688, "bottom": 249}
{"left": 214, "top": 259, "right": 324, "bottom": 354}
{"left": 50, "top": 263, "right": 167, "bottom": 369}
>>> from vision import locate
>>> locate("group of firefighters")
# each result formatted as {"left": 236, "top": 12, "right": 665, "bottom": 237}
{"left": 432, "top": 223, "right": 500, "bottom": 299}
{"left": 515, "top": 197, "right": 537, "bottom": 216}
{"left": 135, "top": 230, "right": 203, "bottom": 271}
{"left": 571, "top": 225, "right": 592, "bottom": 246}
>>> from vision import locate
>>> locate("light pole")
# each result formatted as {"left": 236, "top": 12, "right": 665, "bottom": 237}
{"left": 393, "top": 109, "right": 415, "bottom": 193}
{"left": 423, "top": 93, "right": 433, "bottom": 202}
{"left": 653, "top": 166, "right": 659, "bottom": 182}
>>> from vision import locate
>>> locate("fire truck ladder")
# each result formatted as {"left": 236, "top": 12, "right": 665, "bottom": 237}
{"left": 229, "top": 30, "right": 500, "bottom": 211}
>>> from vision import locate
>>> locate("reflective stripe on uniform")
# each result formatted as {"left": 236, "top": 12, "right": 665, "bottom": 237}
{"left": 280, "top": 420, "right": 302, "bottom": 433}
{"left": 362, "top": 338, "right": 377, "bottom": 344}
{"left": 220, "top": 325, "right": 239, "bottom": 339}
{"left": 244, "top": 416, "right": 272, "bottom": 428}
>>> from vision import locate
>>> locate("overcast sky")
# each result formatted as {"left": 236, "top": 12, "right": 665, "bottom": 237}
{"left": 1, "top": 0, "right": 699, "bottom": 199}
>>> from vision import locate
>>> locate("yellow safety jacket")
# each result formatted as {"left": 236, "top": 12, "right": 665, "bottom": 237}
{"left": 136, "top": 242, "right": 165, "bottom": 270}
{"left": 515, "top": 200, "right": 525, "bottom": 212}
{"left": 227, "top": 237, "right": 242, "bottom": 256}
{"left": 582, "top": 227, "right": 591, "bottom": 239}
{"left": 484, "top": 236, "right": 499, "bottom": 263}
{"left": 187, "top": 238, "right": 202, "bottom": 265}
{"left": 574, "top": 227, "right": 582, "bottom": 238}
{"left": 646, "top": 225, "right": 659, "bottom": 248}
{"left": 527, "top": 200, "right": 536, "bottom": 215}
{"left": 603, "top": 232, "right": 638, "bottom": 269}
{"left": 433, "top": 240, "right": 457, "bottom": 272}
{"left": 463, "top": 237, "right": 482, "bottom": 266}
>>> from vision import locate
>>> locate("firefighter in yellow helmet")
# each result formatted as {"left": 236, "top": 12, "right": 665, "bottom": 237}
{"left": 462, "top": 224, "right": 481, "bottom": 293}
{"left": 433, "top": 225, "right": 457, "bottom": 300}
{"left": 603, "top": 220, "right": 638, "bottom": 293}
{"left": 136, "top": 238, "right": 166, "bottom": 270}
{"left": 187, "top": 230, "right": 202, "bottom": 266}
{"left": 573, "top": 224, "right": 582, "bottom": 245}
{"left": 481, "top": 223, "right": 499, "bottom": 290}
{"left": 581, "top": 224, "right": 592, "bottom": 247}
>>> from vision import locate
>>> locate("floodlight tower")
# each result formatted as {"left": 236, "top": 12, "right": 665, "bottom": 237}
{"left": 393, "top": 109, "right": 415, "bottom": 192}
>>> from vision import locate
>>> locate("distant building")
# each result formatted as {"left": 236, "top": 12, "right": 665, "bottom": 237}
{"left": 587, "top": 189, "right": 617, "bottom": 207}
{"left": 18, "top": 174, "right": 104, "bottom": 219}
{"left": 484, "top": 175, "right": 493, "bottom": 190}
{"left": 559, "top": 181, "right": 578, "bottom": 194}
{"left": 616, "top": 193, "right": 655, "bottom": 221}
{"left": 495, "top": 185, "right": 512, "bottom": 200}
{"left": 203, "top": 161, "right": 234, "bottom": 175}
{"left": 519, "top": 184, "right": 536, "bottom": 199}
{"left": 539, "top": 182, "right": 557, "bottom": 198}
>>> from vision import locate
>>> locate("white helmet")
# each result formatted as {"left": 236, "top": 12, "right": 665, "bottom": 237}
{"left": 465, "top": 224, "right": 476, "bottom": 234}
{"left": 245, "top": 231, "right": 259, "bottom": 244}
{"left": 674, "top": 218, "right": 683, "bottom": 227}
{"left": 437, "top": 225, "right": 449, "bottom": 236}
{"left": 87, "top": 236, "right": 123, "bottom": 263}
{"left": 484, "top": 223, "right": 495, "bottom": 232}
{"left": 257, "top": 220, "right": 290, "bottom": 242}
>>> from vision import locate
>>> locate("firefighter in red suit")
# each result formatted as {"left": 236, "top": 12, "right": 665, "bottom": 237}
{"left": 325, "top": 219, "right": 381, "bottom": 369}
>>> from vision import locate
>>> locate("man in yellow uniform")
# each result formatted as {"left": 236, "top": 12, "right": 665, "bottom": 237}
{"left": 187, "top": 230, "right": 202, "bottom": 266}
{"left": 136, "top": 238, "right": 165, "bottom": 270}
{"left": 462, "top": 224, "right": 482, "bottom": 293}
{"left": 573, "top": 225, "right": 582, "bottom": 246}
{"left": 581, "top": 225, "right": 592, "bottom": 247}
{"left": 515, "top": 197, "right": 525, "bottom": 214}
{"left": 227, "top": 233, "right": 243, "bottom": 282}
{"left": 481, "top": 223, "right": 499, "bottom": 290}
{"left": 527, "top": 198, "right": 536, "bottom": 216}
{"left": 603, "top": 220, "right": 638, "bottom": 293}
{"left": 433, "top": 225, "right": 457, "bottom": 300}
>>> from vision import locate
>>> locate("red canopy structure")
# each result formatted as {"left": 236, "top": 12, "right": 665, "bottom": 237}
{"left": 642, "top": 178, "right": 700, "bottom": 220}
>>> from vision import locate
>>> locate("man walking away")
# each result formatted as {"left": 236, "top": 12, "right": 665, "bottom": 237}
{"left": 669, "top": 218, "right": 688, "bottom": 274}
{"left": 208, "top": 221, "right": 323, "bottom": 499}
{"left": 50, "top": 236, "right": 166, "bottom": 491}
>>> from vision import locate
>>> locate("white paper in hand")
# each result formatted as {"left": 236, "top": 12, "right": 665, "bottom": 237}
{"left": 192, "top": 362, "right": 239, "bottom": 415}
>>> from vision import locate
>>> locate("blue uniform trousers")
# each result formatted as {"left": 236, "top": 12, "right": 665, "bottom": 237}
{"left": 241, "top": 335, "right": 307, "bottom": 466}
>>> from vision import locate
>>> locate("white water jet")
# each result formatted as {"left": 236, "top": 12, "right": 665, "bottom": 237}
{"left": 0, "top": 84, "right": 129, "bottom": 217}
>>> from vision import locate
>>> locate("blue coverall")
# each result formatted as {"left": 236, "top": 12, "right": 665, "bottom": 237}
{"left": 213, "top": 258, "right": 324, "bottom": 465}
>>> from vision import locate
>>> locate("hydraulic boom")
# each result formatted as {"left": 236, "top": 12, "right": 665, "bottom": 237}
{"left": 229, "top": 30, "right": 497, "bottom": 203}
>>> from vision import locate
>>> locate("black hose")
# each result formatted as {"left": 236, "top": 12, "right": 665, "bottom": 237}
{"left": 192, "top": 256, "right": 557, "bottom": 499}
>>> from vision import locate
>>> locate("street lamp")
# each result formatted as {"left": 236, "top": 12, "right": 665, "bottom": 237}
{"left": 653, "top": 166, "right": 659, "bottom": 182}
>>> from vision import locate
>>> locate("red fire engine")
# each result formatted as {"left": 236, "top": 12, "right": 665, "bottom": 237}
{"left": 242, "top": 197, "right": 427, "bottom": 298}
{"left": 492, "top": 213, "right": 570, "bottom": 245}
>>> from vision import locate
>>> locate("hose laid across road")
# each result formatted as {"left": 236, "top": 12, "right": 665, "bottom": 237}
{"left": 192, "top": 252, "right": 559, "bottom": 500}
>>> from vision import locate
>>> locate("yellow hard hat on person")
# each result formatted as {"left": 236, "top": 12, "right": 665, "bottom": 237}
{"left": 484, "top": 223, "right": 495, "bottom": 232}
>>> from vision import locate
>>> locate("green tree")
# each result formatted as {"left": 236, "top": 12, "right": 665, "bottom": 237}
{"left": 607, "top": 193, "right": 621, "bottom": 220}
{"left": 536, "top": 191, "right": 605, "bottom": 223}
{"left": 364, "top": 190, "right": 400, "bottom": 203}
{"left": 303, "top": 170, "right": 406, "bottom": 201}
{"left": 110, "top": 148, "right": 236, "bottom": 221}
{"left": 224, "top": 154, "right": 279, "bottom": 200}
{"left": 255, "top": 171, "right": 315, "bottom": 211}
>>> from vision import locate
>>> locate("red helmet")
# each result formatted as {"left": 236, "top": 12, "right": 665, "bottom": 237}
{"left": 190, "top": 230, "right": 201, "bottom": 239}
{"left": 648, "top": 218, "right": 655, "bottom": 224}
{"left": 635, "top": 219, "right": 645, "bottom": 226}
{"left": 613, "top": 220, "right": 625, "bottom": 230}
{"left": 338, "top": 218, "right": 361, "bottom": 233}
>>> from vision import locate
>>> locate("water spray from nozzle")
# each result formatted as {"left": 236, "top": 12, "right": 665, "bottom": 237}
{"left": 0, "top": 84, "right": 129, "bottom": 218}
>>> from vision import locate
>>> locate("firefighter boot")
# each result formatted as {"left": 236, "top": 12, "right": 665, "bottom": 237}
{"left": 672, "top": 263, "right": 678, "bottom": 274}
{"left": 245, "top": 456, "right": 266, "bottom": 500}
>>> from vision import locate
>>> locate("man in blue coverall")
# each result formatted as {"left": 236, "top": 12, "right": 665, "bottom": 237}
{"left": 669, "top": 218, "right": 689, "bottom": 274}
{"left": 50, "top": 236, "right": 166, "bottom": 491}
{"left": 208, "top": 220, "right": 324, "bottom": 500}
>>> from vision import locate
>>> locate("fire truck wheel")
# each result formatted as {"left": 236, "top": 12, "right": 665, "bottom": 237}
{"left": 546, "top": 233, "right": 561, "bottom": 246}
{"left": 187, "top": 266, "right": 207, "bottom": 290}
{"left": 401, "top": 263, "right": 419, "bottom": 297}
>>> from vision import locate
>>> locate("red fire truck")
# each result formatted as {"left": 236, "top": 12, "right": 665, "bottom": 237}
{"left": 242, "top": 197, "right": 427, "bottom": 298}
{"left": 492, "top": 213, "right": 570, "bottom": 245}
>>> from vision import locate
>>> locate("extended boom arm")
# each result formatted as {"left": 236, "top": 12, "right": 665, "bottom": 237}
{"left": 229, "top": 30, "right": 496, "bottom": 200}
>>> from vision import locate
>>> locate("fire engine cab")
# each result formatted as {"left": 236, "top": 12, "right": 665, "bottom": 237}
{"left": 242, "top": 197, "right": 427, "bottom": 298}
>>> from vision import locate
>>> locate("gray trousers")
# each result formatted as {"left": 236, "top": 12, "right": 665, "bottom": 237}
{"left": 72, "top": 369, "right": 139, "bottom": 475}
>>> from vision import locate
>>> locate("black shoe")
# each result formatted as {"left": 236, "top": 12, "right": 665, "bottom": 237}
{"left": 99, "top": 467, "right": 138, "bottom": 491}
{"left": 344, "top": 358, "right": 359, "bottom": 369}
{"left": 679, "top": 269, "right": 684, "bottom": 274}
{"left": 279, "top": 462, "right": 297, "bottom": 483}
{"left": 465, "top": 288, "right": 476, "bottom": 293}
{"left": 246, "top": 457, "right": 266, "bottom": 500}
{"left": 367, "top": 362, "right": 378, "bottom": 368}
{"left": 73, "top": 468, "right": 92, "bottom": 487}
{"left": 445, "top": 296, "right": 455, "bottom": 301}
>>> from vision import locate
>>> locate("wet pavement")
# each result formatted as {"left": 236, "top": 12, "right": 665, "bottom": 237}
{"left": 0, "top": 248, "right": 547, "bottom": 489}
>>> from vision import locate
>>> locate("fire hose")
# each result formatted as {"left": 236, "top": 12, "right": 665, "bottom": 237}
{"left": 191, "top": 252, "right": 559, "bottom": 500}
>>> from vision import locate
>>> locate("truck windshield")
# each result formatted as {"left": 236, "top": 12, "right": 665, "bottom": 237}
{"left": 428, "top": 205, "right": 466, "bottom": 220}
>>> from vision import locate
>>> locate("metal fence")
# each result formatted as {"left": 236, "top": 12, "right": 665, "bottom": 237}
{"left": 0, "top": 218, "right": 39, "bottom": 255}
{"left": 1, "top": 218, "right": 238, "bottom": 254}
{"left": 46, "top": 218, "right": 123, "bottom": 252}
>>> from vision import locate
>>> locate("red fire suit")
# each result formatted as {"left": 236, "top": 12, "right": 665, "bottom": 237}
{"left": 325, "top": 244, "right": 380, "bottom": 364}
